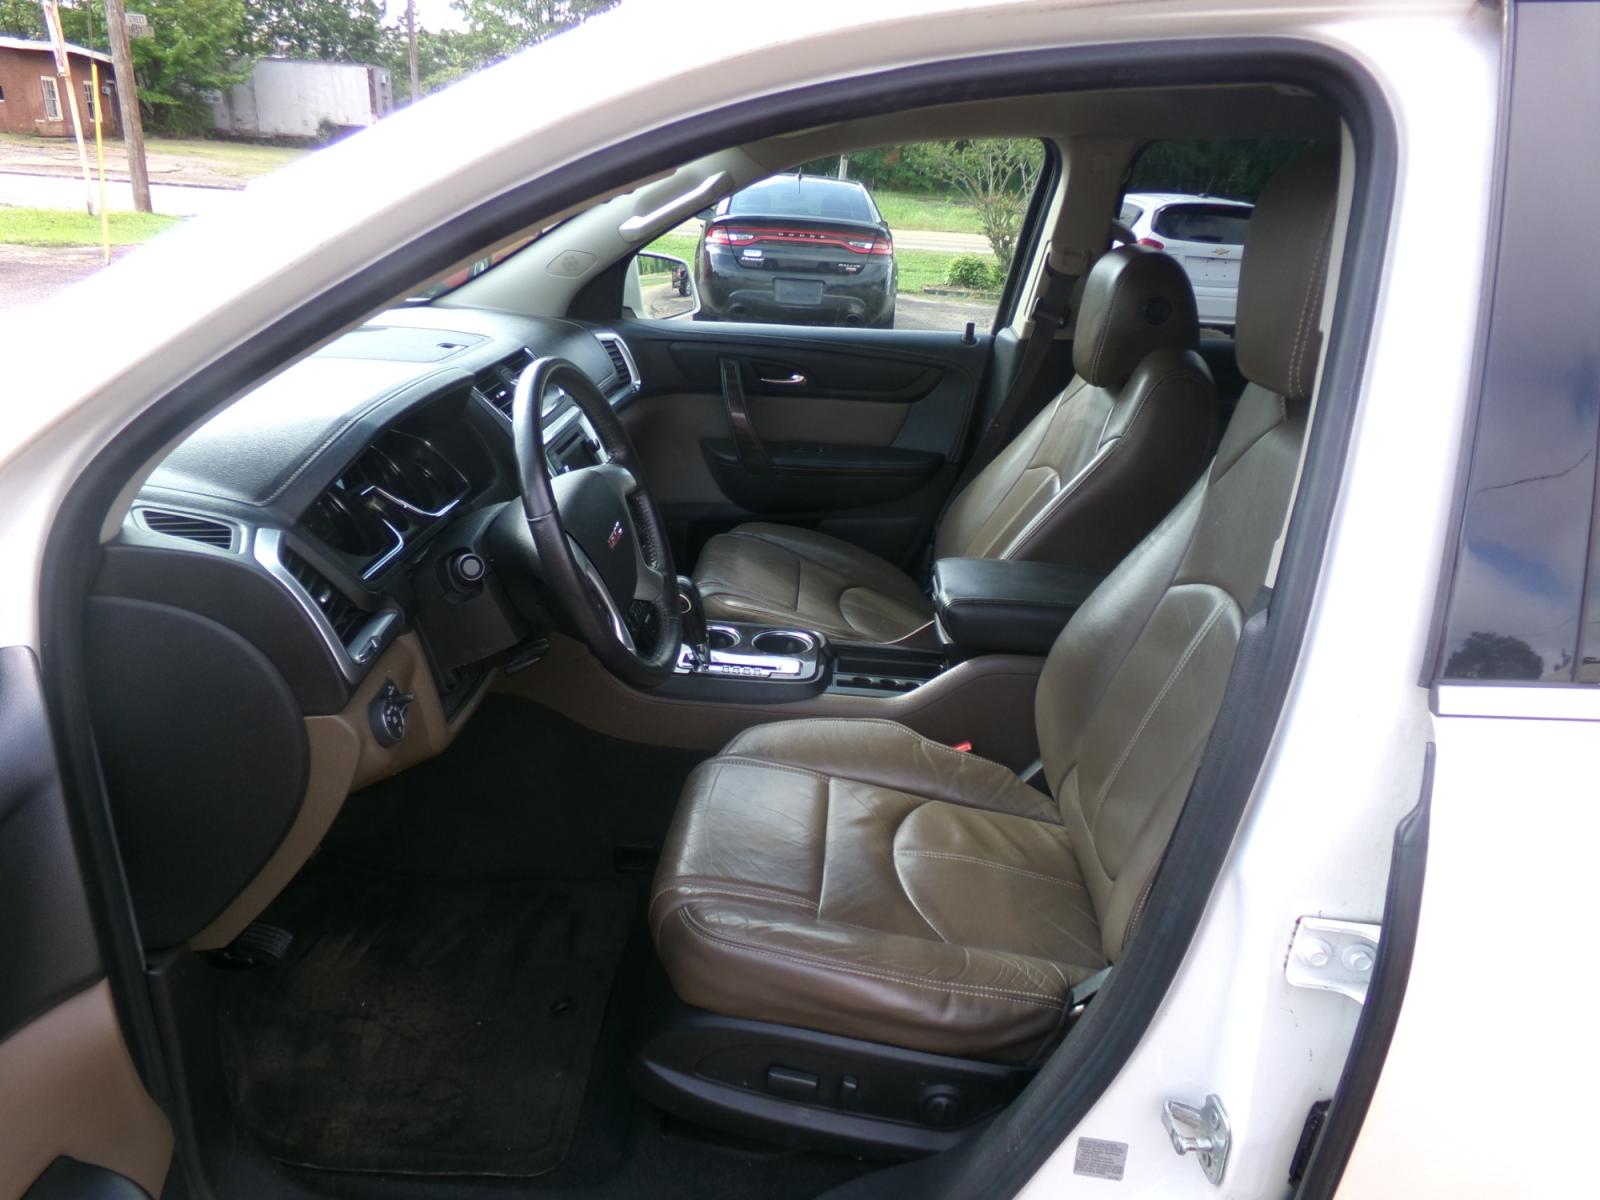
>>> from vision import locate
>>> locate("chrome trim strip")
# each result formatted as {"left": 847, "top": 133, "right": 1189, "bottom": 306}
{"left": 595, "top": 331, "right": 642, "bottom": 396}
{"left": 571, "top": 539, "right": 636, "bottom": 652}
{"left": 362, "top": 485, "right": 463, "bottom": 521}
{"left": 1432, "top": 683, "right": 1600, "bottom": 722}
{"left": 131, "top": 504, "right": 242, "bottom": 552}
{"left": 254, "top": 528, "right": 369, "bottom": 682}
{"left": 359, "top": 517, "right": 407, "bottom": 580}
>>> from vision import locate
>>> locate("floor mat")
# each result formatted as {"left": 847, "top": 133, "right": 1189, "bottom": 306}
{"left": 212, "top": 861, "right": 637, "bottom": 1177}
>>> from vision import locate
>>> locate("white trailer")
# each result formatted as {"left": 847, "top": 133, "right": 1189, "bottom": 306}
{"left": 210, "top": 59, "right": 393, "bottom": 139}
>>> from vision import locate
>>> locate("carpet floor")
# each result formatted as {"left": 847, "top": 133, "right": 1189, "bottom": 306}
{"left": 213, "top": 860, "right": 636, "bottom": 1177}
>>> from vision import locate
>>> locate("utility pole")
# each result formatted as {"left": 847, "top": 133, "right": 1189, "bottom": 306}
{"left": 39, "top": 1, "right": 94, "bottom": 214}
{"left": 406, "top": 0, "right": 419, "bottom": 104}
{"left": 104, "top": 0, "right": 151, "bottom": 213}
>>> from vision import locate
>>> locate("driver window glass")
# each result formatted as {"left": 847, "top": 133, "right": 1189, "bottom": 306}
{"left": 634, "top": 138, "right": 1048, "bottom": 331}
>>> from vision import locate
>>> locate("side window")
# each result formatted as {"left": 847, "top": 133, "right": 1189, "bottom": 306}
{"left": 40, "top": 76, "right": 61, "bottom": 122}
{"left": 635, "top": 138, "right": 1049, "bottom": 331}
{"left": 1122, "top": 139, "right": 1307, "bottom": 333}
{"left": 1434, "top": 2, "right": 1600, "bottom": 685}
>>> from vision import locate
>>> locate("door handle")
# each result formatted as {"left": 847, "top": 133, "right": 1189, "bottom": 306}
{"left": 758, "top": 371, "right": 807, "bottom": 387}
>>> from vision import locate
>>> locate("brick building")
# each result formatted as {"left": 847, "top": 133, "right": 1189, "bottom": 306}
{"left": 0, "top": 37, "right": 119, "bottom": 138}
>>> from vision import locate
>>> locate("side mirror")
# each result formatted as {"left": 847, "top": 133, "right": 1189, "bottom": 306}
{"left": 635, "top": 252, "right": 698, "bottom": 319}
{"left": 695, "top": 206, "right": 715, "bottom": 224}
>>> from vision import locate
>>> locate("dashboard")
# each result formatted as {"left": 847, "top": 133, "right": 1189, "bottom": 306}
{"left": 86, "top": 307, "right": 646, "bottom": 949}
{"left": 106, "top": 309, "right": 640, "bottom": 723}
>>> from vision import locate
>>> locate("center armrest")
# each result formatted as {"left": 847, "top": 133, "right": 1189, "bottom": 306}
{"left": 931, "top": 557, "right": 1105, "bottom": 657}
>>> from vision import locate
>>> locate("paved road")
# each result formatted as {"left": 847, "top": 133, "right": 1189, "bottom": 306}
{"left": 0, "top": 170, "right": 238, "bottom": 217}
{"left": 0, "top": 244, "right": 136, "bottom": 311}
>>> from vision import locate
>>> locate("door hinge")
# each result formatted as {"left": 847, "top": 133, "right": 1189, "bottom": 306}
{"left": 1285, "top": 916, "right": 1382, "bottom": 1004}
{"left": 1162, "top": 1093, "right": 1231, "bottom": 1186}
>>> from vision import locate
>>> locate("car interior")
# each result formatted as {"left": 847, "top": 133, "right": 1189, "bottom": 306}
{"left": 65, "top": 77, "right": 1354, "bottom": 1200}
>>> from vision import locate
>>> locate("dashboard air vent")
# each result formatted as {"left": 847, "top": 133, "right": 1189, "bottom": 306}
{"left": 472, "top": 348, "right": 535, "bottom": 420}
{"left": 279, "top": 545, "right": 366, "bottom": 642}
{"left": 597, "top": 334, "right": 635, "bottom": 390}
{"left": 140, "top": 508, "right": 235, "bottom": 549}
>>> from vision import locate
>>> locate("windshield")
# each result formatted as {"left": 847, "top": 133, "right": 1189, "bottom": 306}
{"left": 408, "top": 226, "right": 554, "bottom": 303}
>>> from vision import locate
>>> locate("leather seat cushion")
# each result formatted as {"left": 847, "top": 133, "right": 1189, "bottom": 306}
{"left": 694, "top": 523, "right": 933, "bottom": 642}
{"left": 650, "top": 719, "right": 1107, "bottom": 1063}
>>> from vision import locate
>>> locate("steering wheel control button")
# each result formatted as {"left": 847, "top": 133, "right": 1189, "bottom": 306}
{"left": 447, "top": 550, "right": 487, "bottom": 590}
{"left": 368, "top": 679, "right": 416, "bottom": 747}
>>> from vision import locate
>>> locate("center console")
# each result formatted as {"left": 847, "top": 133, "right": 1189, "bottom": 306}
{"left": 664, "top": 556, "right": 1105, "bottom": 707}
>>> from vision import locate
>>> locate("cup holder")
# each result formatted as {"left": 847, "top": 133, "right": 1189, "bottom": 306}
{"left": 750, "top": 630, "right": 816, "bottom": 656}
{"left": 708, "top": 626, "right": 740, "bottom": 651}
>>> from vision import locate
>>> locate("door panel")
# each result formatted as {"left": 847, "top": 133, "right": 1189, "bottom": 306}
{"left": 617, "top": 320, "right": 991, "bottom": 569}
{"left": 0, "top": 647, "right": 172, "bottom": 1199}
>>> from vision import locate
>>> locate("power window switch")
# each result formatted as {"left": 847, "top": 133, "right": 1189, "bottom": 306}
{"left": 766, "top": 1065, "right": 819, "bottom": 1100}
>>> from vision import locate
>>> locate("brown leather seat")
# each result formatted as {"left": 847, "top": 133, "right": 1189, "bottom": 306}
{"left": 651, "top": 149, "right": 1339, "bottom": 1062}
{"left": 692, "top": 246, "right": 1217, "bottom": 643}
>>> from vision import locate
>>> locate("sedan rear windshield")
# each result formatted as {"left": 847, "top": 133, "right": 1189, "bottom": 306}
{"left": 727, "top": 178, "right": 877, "bottom": 223}
{"left": 1152, "top": 203, "right": 1252, "bottom": 244}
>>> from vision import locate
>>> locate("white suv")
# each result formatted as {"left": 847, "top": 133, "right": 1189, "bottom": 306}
{"left": 1121, "top": 192, "right": 1253, "bottom": 330}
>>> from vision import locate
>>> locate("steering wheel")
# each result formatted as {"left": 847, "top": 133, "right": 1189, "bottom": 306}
{"left": 511, "top": 356, "right": 680, "bottom": 687}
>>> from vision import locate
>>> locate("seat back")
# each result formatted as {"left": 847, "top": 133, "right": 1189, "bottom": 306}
{"left": 935, "top": 246, "right": 1216, "bottom": 570}
{"left": 1034, "top": 149, "right": 1340, "bottom": 961}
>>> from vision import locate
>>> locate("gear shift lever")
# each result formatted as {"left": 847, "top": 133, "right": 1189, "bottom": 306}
{"left": 677, "top": 575, "right": 710, "bottom": 669}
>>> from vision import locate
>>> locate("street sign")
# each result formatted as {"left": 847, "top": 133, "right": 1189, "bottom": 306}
{"left": 126, "top": 12, "right": 153, "bottom": 38}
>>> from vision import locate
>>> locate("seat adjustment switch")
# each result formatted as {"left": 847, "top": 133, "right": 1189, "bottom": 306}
{"left": 766, "top": 1065, "right": 819, "bottom": 1100}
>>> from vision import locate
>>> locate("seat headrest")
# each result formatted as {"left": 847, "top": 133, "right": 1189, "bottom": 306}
{"left": 1072, "top": 245, "right": 1199, "bottom": 387}
{"left": 1236, "top": 147, "right": 1340, "bottom": 400}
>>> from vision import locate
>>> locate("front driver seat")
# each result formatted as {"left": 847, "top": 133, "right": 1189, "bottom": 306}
{"left": 691, "top": 245, "right": 1217, "bottom": 644}
{"left": 651, "top": 148, "right": 1338, "bottom": 1064}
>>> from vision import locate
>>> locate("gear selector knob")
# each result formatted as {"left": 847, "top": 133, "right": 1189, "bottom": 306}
{"left": 677, "top": 575, "right": 710, "bottom": 668}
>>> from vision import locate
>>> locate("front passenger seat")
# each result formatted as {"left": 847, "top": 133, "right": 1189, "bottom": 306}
{"left": 651, "top": 148, "right": 1338, "bottom": 1064}
{"left": 692, "top": 246, "right": 1217, "bottom": 643}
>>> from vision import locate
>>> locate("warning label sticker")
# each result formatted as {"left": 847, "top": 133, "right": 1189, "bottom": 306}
{"left": 1073, "top": 1137, "right": 1129, "bottom": 1182}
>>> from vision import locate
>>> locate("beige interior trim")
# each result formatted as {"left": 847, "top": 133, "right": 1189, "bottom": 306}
{"left": 0, "top": 981, "right": 173, "bottom": 1200}
{"left": 190, "top": 632, "right": 492, "bottom": 952}
{"left": 496, "top": 634, "right": 1044, "bottom": 769}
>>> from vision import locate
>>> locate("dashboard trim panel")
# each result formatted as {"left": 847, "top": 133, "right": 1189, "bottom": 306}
{"left": 253, "top": 527, "right": 401, "bottom": 682}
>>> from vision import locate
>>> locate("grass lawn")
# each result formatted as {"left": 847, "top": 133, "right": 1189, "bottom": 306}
{"left": 895, "top": 247, "right": 1000, "bottom": 294}
{"left": 0, "top": 131, "right": 306, "bottom": 180}
{"left": 873, "top": 189, "right": 983, "bottom": 234}
{"left": 144, "top": 135, "right": 307, "bottom": 178}
{"left": 0, "top": 205, "right": 184, "bottom": 247}
{"left": 642, "top": 233, "right": 698, "bottom": 265}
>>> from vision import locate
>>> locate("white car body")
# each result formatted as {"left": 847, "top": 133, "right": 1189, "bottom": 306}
{"left": 1, "top": 2, "right": 1589, "bottom": 1198}
{"left": 1121, "top": 192, "right": 1253, "bottom": 330}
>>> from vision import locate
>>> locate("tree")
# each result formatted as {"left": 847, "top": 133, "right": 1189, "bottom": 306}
{"left": 373, "top": 0, "right": 621, "bottom": 97}
{"left": 1444, "top": 631, "right": 1546, "bottom": 681}
{"left": 241, "top": 0, "right": 387, "bottom": 63}
{"left": 127, "top": 0, "right": 248, "bottom": 134}
{"left": 1128, "top": 140, "right": 1307, "bottom": 201}
{"left": 0, "top": 1, "right": 47, "bottom": 40}
{"left": 450, "top": 0, "right": 619, "bottom": 67}
{"left": 925, "top": 139, "right": 1044, "bottom": 274}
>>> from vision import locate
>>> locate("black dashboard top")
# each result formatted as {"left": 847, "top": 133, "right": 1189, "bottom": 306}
{"left": 141, "top": 309, "right": 627, "bottom": 528}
